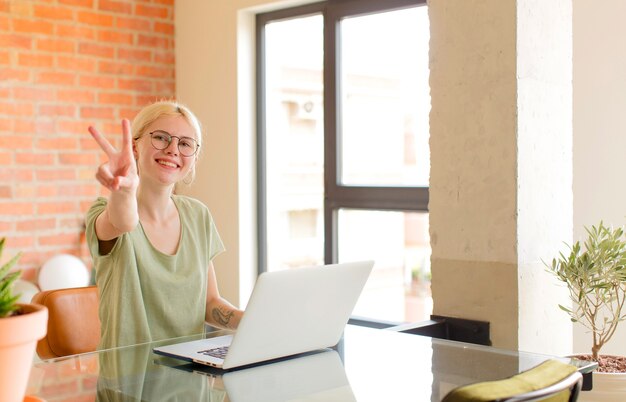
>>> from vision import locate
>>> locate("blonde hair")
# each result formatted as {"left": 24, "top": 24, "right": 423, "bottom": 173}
{"left": 132, "top": 100, "right": 202, "bottom": 147}
{"left": 132, "top": 100, "right": 202, "bottom": 184}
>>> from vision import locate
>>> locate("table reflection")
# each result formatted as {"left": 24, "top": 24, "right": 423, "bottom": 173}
{"left": 26, "top": 325, "right": 596, "bottom": 402}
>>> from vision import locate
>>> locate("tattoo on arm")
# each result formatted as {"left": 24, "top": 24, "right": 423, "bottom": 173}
{"left": 212, "top": 306, "right": 235, "bottom": 328}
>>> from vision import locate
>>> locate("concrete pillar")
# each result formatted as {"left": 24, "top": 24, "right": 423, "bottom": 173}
{"left": 429, "top": 0, "right": 572, "bottom": 354}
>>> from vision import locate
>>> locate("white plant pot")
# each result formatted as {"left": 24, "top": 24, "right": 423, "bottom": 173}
{"left": 579, "top": 372, "right": 626, "bottom": 402}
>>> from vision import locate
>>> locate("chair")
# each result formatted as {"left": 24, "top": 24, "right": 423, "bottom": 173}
{"left": 31, "top": 285, "right": 100, "bottom": 359}
{"left": 442, "top": 359, "right": 583, "bottom": 402}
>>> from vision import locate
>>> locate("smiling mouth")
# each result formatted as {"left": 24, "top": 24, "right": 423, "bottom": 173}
{"left": 157, "top": 159, "right": 179, "bottom": 168}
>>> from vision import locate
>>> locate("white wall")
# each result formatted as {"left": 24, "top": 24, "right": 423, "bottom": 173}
{"left": 573, "top": 0, "right": 626, "bottom": 356}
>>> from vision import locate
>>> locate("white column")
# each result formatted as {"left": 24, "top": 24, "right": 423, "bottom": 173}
{"left": 429, "top": 0, "right": 572, "bottom": 354}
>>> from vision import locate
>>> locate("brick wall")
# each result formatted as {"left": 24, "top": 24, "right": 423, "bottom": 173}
{"left": 0, "top": 0, "right": 175, "bottom": 282}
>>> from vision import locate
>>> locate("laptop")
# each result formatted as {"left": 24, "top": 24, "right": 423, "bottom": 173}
{"left": 153, "top": 260, "right": 373, "bottom": 370}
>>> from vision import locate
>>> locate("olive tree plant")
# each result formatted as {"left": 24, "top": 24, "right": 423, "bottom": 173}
{"left": 547, "top": 222, "right": 626, "bottom": 361}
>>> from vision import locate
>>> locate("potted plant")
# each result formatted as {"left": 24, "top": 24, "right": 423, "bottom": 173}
{"left": 547, "top": 222, "right": 626, "bottom": 400}
{"left": 0, "top": 238, "right": 48, "bottom": 402}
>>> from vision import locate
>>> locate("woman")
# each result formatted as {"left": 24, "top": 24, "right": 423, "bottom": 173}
{"left": 85, "top": 101, "right": 242, "bottom": 350}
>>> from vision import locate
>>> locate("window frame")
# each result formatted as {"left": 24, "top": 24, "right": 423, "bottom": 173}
{"left": 256, "top": 0, "right": 429, "bottom": 316}
{"left": 323, "top": 0, "right": 428, "bottom": 260}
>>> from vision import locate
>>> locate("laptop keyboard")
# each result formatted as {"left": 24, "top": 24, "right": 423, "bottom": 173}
{"left": 197, "top": 346, "right": 229, "bottom": 359}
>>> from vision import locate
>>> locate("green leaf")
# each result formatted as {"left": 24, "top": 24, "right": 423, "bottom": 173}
{"left": 0, "top": 238, "right": 22, "bottom": 318}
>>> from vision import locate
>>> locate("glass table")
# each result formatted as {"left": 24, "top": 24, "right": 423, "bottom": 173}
{"left": 26, "top": 324, "right": 596, "bottom": 401}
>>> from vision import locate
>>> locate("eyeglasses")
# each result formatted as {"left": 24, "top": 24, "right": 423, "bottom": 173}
{"left": 143, "top": 130, "right": 200, "bottom": 157}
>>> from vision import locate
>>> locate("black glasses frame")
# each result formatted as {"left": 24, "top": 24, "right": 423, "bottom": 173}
{"left": 144, "top": 130, "right": 200, "bottom": 157}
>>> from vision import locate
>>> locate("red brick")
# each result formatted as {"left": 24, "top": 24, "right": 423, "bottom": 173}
{"left": 99, "top": 0, "right": 132, "bottom": 14}
{"left": 135, "top": 94, "right": 165, "bottom": 106}
{"left": 13, "top": 184, "right": 35, "bottom": 197}
{"left": 135, "top": 65, "right": 172, "bottom": 79}
{"left": 117, "top": 78, "right": 152, "bottom": 91}
{"left": 36, "top": 169, "right": 76, "bottom": 181}
{"left": 59, "top": 184, "right": 99, "bottom": 197}
{"left": 0, "top": 88, "right": 9, "bottom": 98}
{"left": 17, "top": 218, "right": 56, "bottom": 231}
{"left": 119, "top": 107, "right": 141, "bottom": 119}
{"left": 59, "top": 0, "right": 94, "bottom": 8}
{"left": 98, "top": 60, "right": 134, "bottom": 75}
{"left": 154, "top": 0, "right": 174, "bottom": 5}
{"left": 0, "top": 69, "right": 31, "bottom": 82}
{"left": 154, "top": 51, "right": 174, "bottom": 65}
{"left": 7, "top": 1, "right": 32, "bottom": 17}
{"left": 57, "top": 56, "right": 96, "bottom": 73}
{"left": 155, "top": 80, "right": 175, "bottom": 94}
{"left": 98, "top": 29, "right": 133, "bottom": 45}
{"left": 0, "top": 51, "right": 10, "bottom": 64}
{"left": 4, "top": 235, "right": 35, "bottom": 249}
{"left": 39, "top": 231, "right": 80, "bottom": 245}
{"left": 13, "top": 120, "right": 34, "bottom": 133}
{"left": 0, "top": 185, "right": 11, "bottom": 198}
{"left": 77, "top": 11, "right": 114, "bottom": 27}
{"left": 56, "top": 24, "right": 96, "bottom": 40}
{"left": 34, "top": 5, "right": 74, "bottom": 20}
{"left": 34, "top": 120, "right": 56, "bottom": 135}
{"left": 0, "top": 202, "right": 34, "bottom": 215}
{"left": 79, "top": 75, "right": 115, "bottom": 89}
{"left": 0, "top": 151, "right": 11, "bottom": 164}
{"left": 135, "top": 4, "right": 168, "bottom": 19}
{"left": 0, "top": 221, "right": 13, "bottom": 231}
{"left": 0, "top": 34, "right": 32, "bottom": 49}
{"left": 58, "top": 120, "right": 90, "bottom": 135}
{"left": 80, "top": 107, "right": 114, "bottom": 119}
{"left": 98, "top": 92, "right": 133, "bottom": 105}
{"left": 57, "top": 89, "right": 95, "bottom": 103}
{"left": 154, "top": 21, "right": 174, "bottom": 35}
{"left": 0, "top": 135, "right": 33, "bottom": 149}
{"left": 13, "top": 87, "right": 55, "bottom": 101}
{"left": 37, "top": 71, "right": 76, "bottom": 86}
{"left": 39, "top": 104, "right": 76, "bottom": 117}
{"left": 0, "top": 102, "right": 34, "bottom": 116}
{"left": 0, "top": 16, "right": 8, "bottom": 31}
{"left": 78, "top": 42, "right": 115, "bottom": 58}
{"left": 38, "top": 137, "right": 77, "bottom": 150}
{"left": 137, "top": 34, "right": 170, "bottom": 49}
{"left": 59, "top": 152, "right": 98, "bottom": 165}
{"left": 18, "top": 53, "right": 54, "bottom": 68}
{"left": 14, "top": 120, "right": 56, "bottom": 135}
{"left": 13, "top": 19, "right": 55, "bottom": 35}
{"left": 37, "top": 38, "right": 75, "bottom": 53}
{"left": 15, "top": 152, "right": 55, "bottom": 165}
{"left": 37, "top": 185, "right": 58, "bottom": 197}
{"left": 116, "top": 16, "right": 150, "bottom": 31}
{"left": 79, "top": 138, "right": 100, "bottom": 150}
{"left": 0, "top": 168, "right": 33, "bottom": 181}
{"left": 117, "top": 48, "right": 151, "bottom": 62}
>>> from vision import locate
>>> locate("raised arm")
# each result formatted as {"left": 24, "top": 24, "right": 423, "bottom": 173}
{"left": 88, "top": 119, "right": 139, "bottom": 242}
{"left": 205, "top": 262, "right": 243, "bottom": 330}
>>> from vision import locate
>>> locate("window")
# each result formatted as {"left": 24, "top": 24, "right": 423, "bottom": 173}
{"left": 257, "top": 0, "right": 430, "bottom": 325}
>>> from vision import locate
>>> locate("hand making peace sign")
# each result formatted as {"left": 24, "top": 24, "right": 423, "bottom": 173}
{"left": 88, "top": 119, "right": 139, "bottom": 193}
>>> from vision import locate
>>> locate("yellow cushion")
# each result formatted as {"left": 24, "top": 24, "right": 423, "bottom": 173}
{"left": 442, "top": 359, "right": 578, "bottom": 402}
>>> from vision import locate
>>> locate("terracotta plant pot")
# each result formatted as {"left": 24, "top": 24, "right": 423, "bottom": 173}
{"left": 579, "top": 372, "right": 626, "bottom": 402}
{"left": 0, "top": 303, "right": 48, "bottom": 402}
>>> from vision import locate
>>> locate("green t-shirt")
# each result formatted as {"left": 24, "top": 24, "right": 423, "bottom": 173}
{"left": 85, "top": 195, "right": 225, "bottom": 350}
